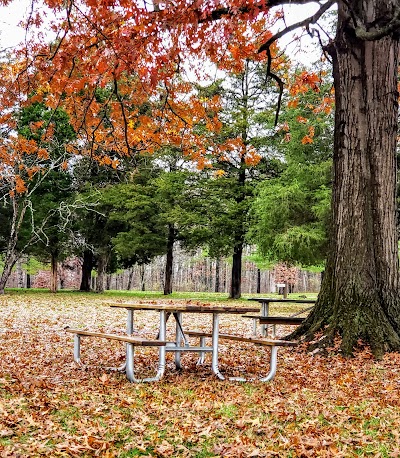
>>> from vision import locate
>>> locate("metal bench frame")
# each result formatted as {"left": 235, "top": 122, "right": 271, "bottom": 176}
{"left": 65, "top": 328, "right": 166, "bottom": 383}
{"left": 186, "top": 330, "right": 297, "bottom": 382}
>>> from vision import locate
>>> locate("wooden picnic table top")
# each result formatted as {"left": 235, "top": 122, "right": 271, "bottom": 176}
{"left": 108, "top": 303, "right": 261, "bottom": 314}
{"left": 248, "top": 297, "right": 316, "bottom": 304}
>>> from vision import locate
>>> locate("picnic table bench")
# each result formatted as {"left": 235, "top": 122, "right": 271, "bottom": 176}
{"left": 186, "top": 330, "right": 297, "bottom": 382}
{"left": 65, "top": 327, "right": 167, "bottom": 382}
{"left": 242, "top": 316, "right": 305, "bottom": 325}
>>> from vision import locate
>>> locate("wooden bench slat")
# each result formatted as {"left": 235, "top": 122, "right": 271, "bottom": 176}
{"left": 185, "top": 330, "right": 297, "bottom": 347}
{"left": 65, "top": 328, "right": 166, "bottom": 346}
{"left": 242, "top": 316, "right": 305, "bottom": 325}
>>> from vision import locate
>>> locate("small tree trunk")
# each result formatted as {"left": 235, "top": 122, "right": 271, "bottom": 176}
{"left": 256, "top": 268, "right": 261, "bottom": 294}
{"left": 0, "top": 254, "right": 18, "bottom": 294}
{"left": 127, "top": 268, "right": 134, "bottom": 290}
{"left": 140, "top": 265, "right": 146, "bottom": 291}
{"left": 229, "top": 243, "right": 243, "bottom": 299}
{"left": 50, "top": 252, "right": 58, "bottom": 293}
{"left": 80, "top": 250, "right": 93, "bottom": 292}
{"left": 96, "top": 254, "right": 108, "bottom": 293}
{"left": 16, "top": 260, "right": 24, "bottom": 288}
{"left": 215, "top": 258, "right": 220, "bottom": 293}
{"left": 163, "top": 225, "right": 175, "bottom": 295}
{"left": 283, "top": 281, "right": 288, "bottom": 299}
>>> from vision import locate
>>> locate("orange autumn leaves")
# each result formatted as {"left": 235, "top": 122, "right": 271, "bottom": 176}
{"left": 285, "top": 71, "right": 334, "bottom": 145}
{"left": 0, "top": 0, "right": 333, "bottom": 195}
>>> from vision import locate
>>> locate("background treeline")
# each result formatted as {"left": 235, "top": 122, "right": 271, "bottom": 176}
{"left": 6, "top": 248, "right": 321, "bottom": 294}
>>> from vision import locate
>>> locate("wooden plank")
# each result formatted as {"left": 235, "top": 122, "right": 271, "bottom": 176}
{"left": 242, "top": 316, "right": 305, "bottom": 325}
{"left": 108, "top": 303, "right": 260, "bottom": 313}
{"left": 185, "top": 330, "right": 297, "bottom": 347}
{"left": 65, "top": 328, "right": 166, "bottom": 346}
{"left": 248, "top": 298, "right": 316, "bottom": 304}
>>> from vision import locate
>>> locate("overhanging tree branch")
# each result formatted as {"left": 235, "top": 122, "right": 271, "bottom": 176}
{"left": 258, "top": 0, "right": 335, "bottom": 54}
{"left": 255, "top": 0, "right": 334, "bottom": 124}
{"left": 355, "top": 9, "right": 400, "bottom": 40}
{"left": 195, "top": 0, "right": 326, "bottom": 23}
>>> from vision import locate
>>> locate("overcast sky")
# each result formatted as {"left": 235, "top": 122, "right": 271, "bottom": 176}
{"left": 0, "top": 0, "right": 30, "bottom": 49}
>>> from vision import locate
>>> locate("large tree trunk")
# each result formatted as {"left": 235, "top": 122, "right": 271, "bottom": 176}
{"left": 293, "top": 0, "right": 400, "bottom": 357}
{"left": 80, "top": 249, "right": 94, "bottom": 291}
{"left": 163, "top": 224, "right": 175, "bottom": 295}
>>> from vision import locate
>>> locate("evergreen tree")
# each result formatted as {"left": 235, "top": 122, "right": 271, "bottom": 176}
{"left": 251, "top": 74, "right": 333, "bottom": 268}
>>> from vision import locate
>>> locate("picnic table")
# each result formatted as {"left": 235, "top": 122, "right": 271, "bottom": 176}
{"left": 110, "top": 303, "right": 260, "bottom": 382}
{"left": 66, "top": 302, "right": 298, "bottom": 383}
{"left": 246, "top": 297, "right": 316, "bottom": 337}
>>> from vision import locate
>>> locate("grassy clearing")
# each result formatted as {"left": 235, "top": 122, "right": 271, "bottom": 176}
{"left": 4, "top": 287, "right": 318, "bottom": 303}
{"left": 0, "top": 291, "right": 398, "bottom": 457}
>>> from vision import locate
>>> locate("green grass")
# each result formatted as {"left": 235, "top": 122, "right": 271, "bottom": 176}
{"left": 4, "top": 287, "right": 318, "bottom": 302}
{"left": 215, "top": 403, "right": 238, "bottom": 419}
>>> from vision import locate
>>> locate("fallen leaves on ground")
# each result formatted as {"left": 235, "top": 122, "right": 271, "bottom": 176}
{"left": 1, "top": 293, "right": 399, "bottom": 457}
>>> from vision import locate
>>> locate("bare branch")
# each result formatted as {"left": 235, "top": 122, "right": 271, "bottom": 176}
{"left": 258, "top": 0, "right": 335, "bottom": 53}
{"left": 196, "top": 0, "right": 325, "bottom": 23}
{"left": 265, "top": 46, "right": 284, "bottom": 126}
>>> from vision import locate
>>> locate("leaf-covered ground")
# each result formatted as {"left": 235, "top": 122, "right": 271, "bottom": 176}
{"left": 1, "top": 292, "right": 400, "bottom": 457}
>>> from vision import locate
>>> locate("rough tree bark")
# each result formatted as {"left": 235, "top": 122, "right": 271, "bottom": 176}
{"left": 229, "top": 148, "right": 246, "bottom": 299}
{"left": 292, "top": 0, "right": 400, "bottom": 357}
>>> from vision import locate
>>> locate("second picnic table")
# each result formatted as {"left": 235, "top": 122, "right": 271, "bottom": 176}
{"left": 246, "top": 297, "right": 316, "bottom": 337}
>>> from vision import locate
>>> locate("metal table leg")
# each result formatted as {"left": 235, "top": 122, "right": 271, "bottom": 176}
{"left": 73, "top": 334, "right": 83, "bottom": 365}
{"left": 259, "top": 346, "right": 278, "bottom": 382}
{"left": 197, "top": 336, "right": 206, "bottom": 365}
{"left": 174, "top": 311, "right": 182, "bottom": 370}
{"left": 125, "top": 310, "right": 166, "bottom": 383}
{"left": 117, "top": 308, "right": 135, "bottom": 372}
{"left": 211, "top": 313, "right": 224, "bottom": 380}
{"left": 127, "top": 309, "right": 134, "bottom": 334}
{"left": 261, "top": 302, "right": 270, "bottom": 337}
{"left": 228, "top": 345, "right": 279, "bottom": 382}
{"left": 107, "top": 309, "right": 135, "bottom": 373}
